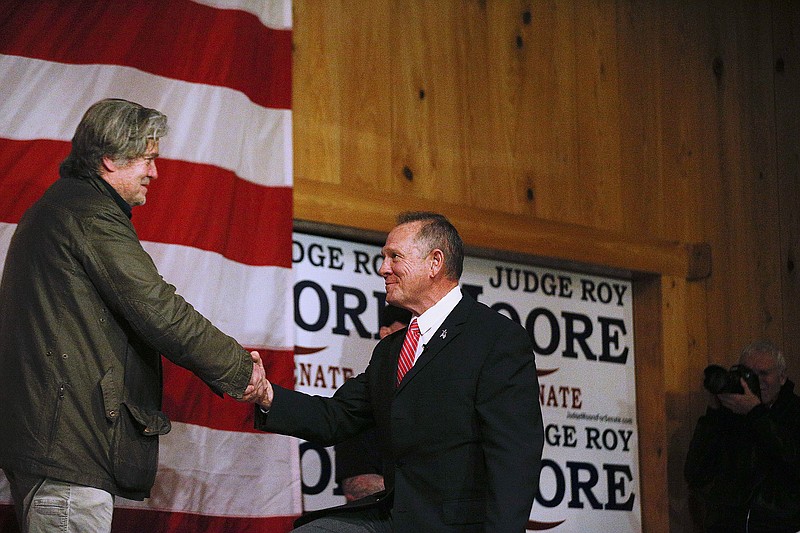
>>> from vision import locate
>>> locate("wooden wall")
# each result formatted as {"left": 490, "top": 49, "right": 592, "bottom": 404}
{"left": 291, "top": 1, "right": 800, "bottom": 531}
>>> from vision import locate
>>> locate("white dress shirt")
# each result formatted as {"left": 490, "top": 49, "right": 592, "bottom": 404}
{"left": 408, "top": 285, "right": 462, "bottom": 365}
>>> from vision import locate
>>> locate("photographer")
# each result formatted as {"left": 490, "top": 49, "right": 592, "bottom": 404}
{"left": 685, "top": 340, "right": 800, "bottom": 532}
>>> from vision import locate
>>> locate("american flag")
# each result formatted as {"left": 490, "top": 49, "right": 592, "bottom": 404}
{"left": 0, "top": 0, "right": 299, "bottom": 530}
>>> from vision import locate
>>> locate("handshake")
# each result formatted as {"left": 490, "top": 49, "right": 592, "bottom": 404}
{"left": 241, "top": 350, "right": 273, "bottom": 409}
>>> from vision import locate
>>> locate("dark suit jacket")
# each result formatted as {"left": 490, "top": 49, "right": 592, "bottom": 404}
{"left": 256, "top": 292, "right": 544, "bottom": 532}
{"left": 335, "top": 428, "right": 383, "bottom": 483}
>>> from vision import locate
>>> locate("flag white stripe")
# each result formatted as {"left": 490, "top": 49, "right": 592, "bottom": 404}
{"left": 0, "top": 223, "right": 12, "bottom": 276}
{"left": 191, "top": 0, "right": 292, "bottom": 30}
{"left": 115, "top": 422, "right": 302, "bottom": 516}
{"left": 0, "top": 476, "right": 8, "bottom": 504}
{"left": 0, "top": 55, "right": 292, "bottom": 188}
{"left": 142, "top": 241, "right": 295, "bottom": 350}
{"left": 2, "top": 426, "right": 303, "bottom": 515}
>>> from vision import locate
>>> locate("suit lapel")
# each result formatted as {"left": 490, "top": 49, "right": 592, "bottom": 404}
{"left": 396, "top": 295, "right": 474, "bottom": 392}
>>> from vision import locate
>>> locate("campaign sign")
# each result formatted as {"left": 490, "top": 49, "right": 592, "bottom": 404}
{"left": 292, "top": 232, "right": 641, "bottom": 532}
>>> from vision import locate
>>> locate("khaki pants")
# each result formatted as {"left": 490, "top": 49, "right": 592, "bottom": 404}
{"left": 3, "top": 470, "right": 114, "bottom": 533}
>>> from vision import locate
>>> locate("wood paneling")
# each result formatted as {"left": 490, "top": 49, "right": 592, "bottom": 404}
{"left": 773, "top": 0, "right": 800, "bottom": 382}
{"left": 291, "top": 1, "right": 799, "bottom": 530}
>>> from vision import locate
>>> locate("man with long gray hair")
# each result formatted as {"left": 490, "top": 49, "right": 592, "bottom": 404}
{"left": 0, "top": 99, "right": 267, "bottom": 532}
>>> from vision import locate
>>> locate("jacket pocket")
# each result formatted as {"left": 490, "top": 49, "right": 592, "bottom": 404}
{"left": 100, "top": 370, "right": 120, "bottom": 423}
{"left": 442, "top": 497, "right": 485, "bottom": 525}
{"left": 111, "top": 402, "right": 171, "bottom": 492}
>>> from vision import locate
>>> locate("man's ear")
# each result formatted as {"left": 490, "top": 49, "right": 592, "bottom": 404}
{"left": 430, "top": 249, "right": 444, "bottom": 277}
{"left": 101, "top": 156, "right": 117, "bottom": 173}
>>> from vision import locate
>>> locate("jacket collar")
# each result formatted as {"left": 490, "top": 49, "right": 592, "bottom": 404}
{"left": 63, "top": 172, "right": 133, "bottom": 219}
{"left": 96, "top": 175, "right": 133, "bottom": 219}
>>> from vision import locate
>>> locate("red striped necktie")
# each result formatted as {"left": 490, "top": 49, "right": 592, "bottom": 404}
{"left": 396, "top": 318, "right": 420, "bottom": 386}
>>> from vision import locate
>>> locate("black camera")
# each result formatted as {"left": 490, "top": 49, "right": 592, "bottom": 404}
{"left": 703, "top": 364, "right": 761, "bottom": 398}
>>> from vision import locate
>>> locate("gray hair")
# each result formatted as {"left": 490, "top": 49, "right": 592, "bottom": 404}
{"left": 740, "top": 339, "right": 786, "bottom": 374}
{"left": 60, "top": 98, "right": 168, "bottom": 179}
{"left": 397, "top": 211, "right": 464, "bottom": 280}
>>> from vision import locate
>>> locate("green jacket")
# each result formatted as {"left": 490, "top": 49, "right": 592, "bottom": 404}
{"left": 0, "top": 173, "right": 253, "bottom": 500}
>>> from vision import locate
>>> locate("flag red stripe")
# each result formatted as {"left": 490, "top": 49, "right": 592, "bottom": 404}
{"left": 0, "top": 139, "right": 292, "bottom": 268}
{"left": 0, "top": 0, "right": 291, "bottom": 110}
{"left": 162, "top": 348, "right": 294, "bottom": 433}
{"left": 111, "top": 508, "right": 298, "bottom": 533}
{"left": 0, "top": 139, "right": 67, "bottom": 221}
{"left": 139, "top": 158, "right": 293, "bottom": 268}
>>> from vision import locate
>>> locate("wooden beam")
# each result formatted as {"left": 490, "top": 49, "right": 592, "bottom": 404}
{"left": 633, "top": 276, "right": 669, "bottom": 532}
{"left": 295, "top": 179, "right": 711, "bottom": 281}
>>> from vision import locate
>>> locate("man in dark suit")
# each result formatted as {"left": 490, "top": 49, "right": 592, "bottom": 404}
{"left": 254, "top": 211, "right": 544, "bottom": 532}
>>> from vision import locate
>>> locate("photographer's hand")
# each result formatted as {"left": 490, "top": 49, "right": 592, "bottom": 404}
{"left": 717, "top": 378, "right": 761, "bottom": 414}
{"left": 708, "top": 393, "right": 722, "bottom": 410}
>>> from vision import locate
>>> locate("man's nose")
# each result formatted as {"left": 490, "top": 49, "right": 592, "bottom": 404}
{"left": 146, "top": 159, "right": 158, "bottom": 180}
{"left": 378, "top": 258, "right": 390, "bottom": 277}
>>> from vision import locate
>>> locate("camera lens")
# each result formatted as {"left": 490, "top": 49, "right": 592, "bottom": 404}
{"left": 703, "top": 365, "right": 732, "bottom": 394}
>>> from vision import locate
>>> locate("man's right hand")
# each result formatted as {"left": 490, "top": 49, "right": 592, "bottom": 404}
{"left": 243, "top": 350, "right": 273, "bottom": 409}
{"left": 242, "top": 350, "right": 267, "bottom": 402}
